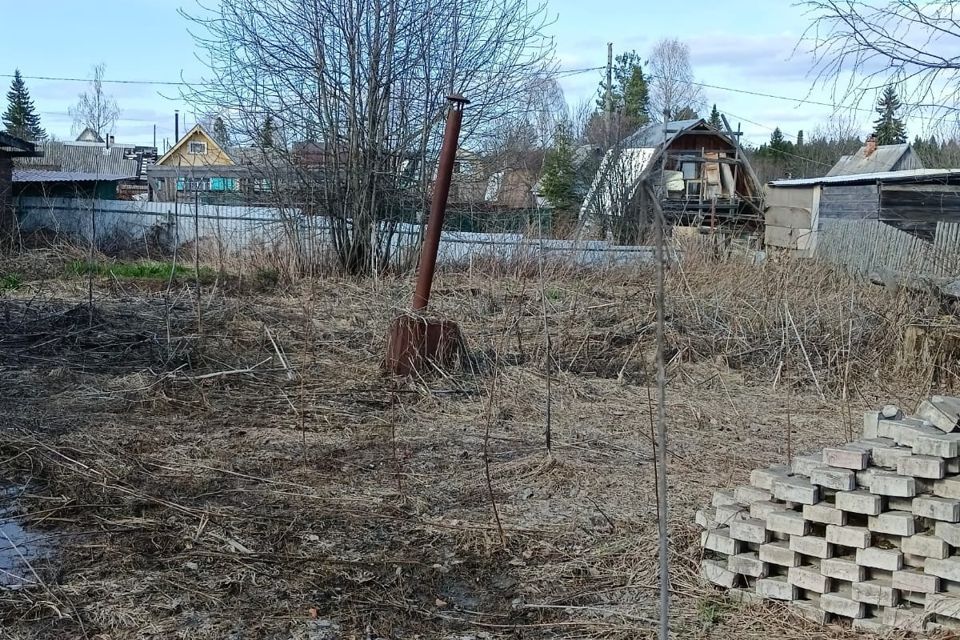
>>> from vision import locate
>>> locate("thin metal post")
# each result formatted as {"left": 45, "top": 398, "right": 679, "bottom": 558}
{"left": 412, "top": 95, "right": 468, "bottom": 311}
{"left": 656, "top": 110, "right": 671, "bottom": 640}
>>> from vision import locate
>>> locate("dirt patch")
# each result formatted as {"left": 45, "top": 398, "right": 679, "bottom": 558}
{"left": 0, "top": 252, "right": 948, "bottom": 639}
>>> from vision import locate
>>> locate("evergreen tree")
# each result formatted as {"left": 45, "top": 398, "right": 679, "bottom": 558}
{"left": 673, "top": 106, "right": 699, "bottom": 120}
{"left": 539, "top": 123, "right": 578, "bottom": 217}
{"left": 212, "top": 116, "right": 231, "bottom": 148}
{"left": 259, "top": 115, "right": 275, "bottom": 148}
{"left": 873, "top": 85, "right": 907, "bottom": 145}
{"left": 797, "top": 130, "right": 804, "bottom": 147}
{"left": 595, "top": 51, "right": 649, "bottom": 128}
{"left": 708, "top": 104, "right": 722, "bottom": 129}
{"left": 3, "top": 69, "right": 45, "bottom": 141}
{"left": 764, "top": 127, "right": 793, "bottom": 158}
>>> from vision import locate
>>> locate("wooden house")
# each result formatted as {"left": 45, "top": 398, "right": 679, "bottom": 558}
{"left": 147, "top": 124, "right": 245, "bottom": 202}
{"left": 580, "top": 118, "right": 763, "bottom": 239}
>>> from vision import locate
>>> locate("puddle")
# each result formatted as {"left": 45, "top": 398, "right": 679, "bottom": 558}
{"left": 0, "top": 484, "right": 50, "bottom": 589}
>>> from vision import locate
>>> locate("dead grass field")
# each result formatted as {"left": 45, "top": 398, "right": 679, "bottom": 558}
{"left": 0, "top": 246, "right": 956, "bottom": 639}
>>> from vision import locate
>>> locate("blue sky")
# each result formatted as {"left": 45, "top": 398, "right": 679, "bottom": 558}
{"left": 0, "top": 0, "right": 887, "bottom": 148}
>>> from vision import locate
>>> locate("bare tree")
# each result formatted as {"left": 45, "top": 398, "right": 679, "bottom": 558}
{"left": 802, "top": 1, "right": 960, "bottom": 119}
{"left": 182, "top": 0, "right": 553, "bottom": 275}
{"left": 647, "top": 39, "right": 705, "bottom": 120}
{"left": 69, "top": 64, "right": 120, "bottom": 138}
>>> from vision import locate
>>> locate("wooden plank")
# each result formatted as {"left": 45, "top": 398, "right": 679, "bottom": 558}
{"left": 766, "top": 205, "right": 812, "bottom": 229}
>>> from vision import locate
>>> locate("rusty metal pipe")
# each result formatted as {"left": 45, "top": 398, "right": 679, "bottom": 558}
{"left": 412, "top": 95, "right": 469, "bottom": 311}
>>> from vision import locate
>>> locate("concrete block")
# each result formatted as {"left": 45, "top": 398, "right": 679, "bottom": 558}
{"left": 790, "top": 535, "right": 832, "bottom": 559}
{"left": 701, "top": 559, "right": 738, "bottom": 588}
{"left": 791, "top": 454, "right": 822, "bottom": 478}
{"left": 918, "top": 396, "right": 960, "bottom": 433}
{"left": 702, "top": 529, "right": 739, "bottom": 555}
{"left": 727, "top": 588, "right": 765, "bottom": 604}
{"left": 826, "top": 524, "right": 871, "bottom": 549}
{"left": 872, "top": 445, "right": 914, "bottom": 469}
{"left": 893, "top": 568, "right": 940, "bottom": 593}
{"left": 821, "top": 556, "right": 865, "bottom": 582}
{"left": 898, "top": 455, "right": 946, "bottom": 479}
{"left": 856, "top": 546, "right": 903, "bottom": 571}
{"left": 730, "top": 517, "right": 769, "bottom": 544}
{"left": 915, "top": 432, "right": 960, "bottom": 458}
{"left": 880, "top": 605, "right": 927, "bottom": 632}
{"left": 836, "top": 489, "right": 884, "bottom": 515}
{"left": 791, "top": 601, "right": 830, "bottom": 624}
{"left": 823, "top": 446, "right": 869, "bottom": 470}
{"left": 750, "top": 500, "right": 788, "bottom": 520}
{"left": 772, "top": 477, "right": 820, "bottom": 505}
{"left": 934, "top": 477, "right": 960, "bottom": 500}
{"left": 765, "top": 510, "right": 808, "bottom": 537}
{"left": 863, "top": 410, "right": 881, "bottom": 439}
{"left": 734, "top": 485, "right": 772, "bottom": 504}
{"left": 869, "top": 472, "right": 917, "bottom": 497}
{"left": 855, "top": 468, "right": 875, "bottom": 489}
{"left": 936, "top": 521, "right": 960, "bottom": 546}
{"left": 902, "top": 533, "right": 950, "bottom": 559}
{"left": 809, "top": 466, "right": 856, "bottom": 491}
{"left": 852, "top": 617, "right": 889, "bottom": 632}
{"left": 715, "top": 502, "right": 747, "bottom": 525}
{"left": 926, "top": 592, "right": 960, "bottom": 620}
{"left": 881, "top": 417, "right": 941, "bottom": 447}
{"left": 889, "top": 495, "right": 915, "bottom": 511}
{"left": 750, "top": 465, "right": 791, "bottom": 491}
{"left": 821, "top": 591, "right": 865, "bottom": 618}
{"left": 756, "top": 575, "right": 798, "bottom": 601}
{"left": 868, "top": 510, "right": 917, "bottom": 536}
{"left": 803, "top": 503, "right": 846, "bottom": 526}
{"left": 925, "top": 557, "right": 960, "bottom": 582}
{"left": 852, "top": 577, "right": 899, "bottom": 607}
{"left": 914, "top": 495, "right": 960, "bottom": 522}
{"left": 902, "top": 590, "right": 928, "bottom": 606}
{"left": 728, "top": 551, "right": 768, "bottom": 578}
{"left": 904, "top": 552, "right": 927, "bottom": 568}
{"left": 759, "top": 541, "right": 800, "bottom": 567}
{"left": 696, "top": 508, "right": 718, "bottom": 530}
{"left": 712, "top": 489, "right": 738, "bottom": 507}
{"left": 788, "top": 564, "right": 830, "bottom": 593}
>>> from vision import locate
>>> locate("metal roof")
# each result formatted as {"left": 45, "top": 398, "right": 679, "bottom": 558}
{"left": 13, "top": 169, "right": 134, "bottom": 183}
{"left": 620, "top": 118, "right": 713, "bottom": 149}
{"left": 770, "top": 168, "right": 960, "bottom": 187}
{"left": 0, "top": 132, "right": 39, "bottom": 156}
{"left": 15, "top": 141, "right": 138, "bottom": 175}
{"left": 825, "top": 143, "right": 914, "bottom": 176}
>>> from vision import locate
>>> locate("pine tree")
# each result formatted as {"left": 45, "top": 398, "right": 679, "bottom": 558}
{"left": 708, "top": 104, "right": 722, "bottom": 129}
{"left": 259, "top": 116, "right": 275, "bottom": 148}
{"left": 3, "top": 69, "right": 45, "bottom": 141}
{"left": 766, "top": 127, "right": 793, "bottom": 157}
{"left": 673, "top": 106, "right": 699, "bottom": 120}
{"left": 797, "top": 130, "right": 804, "bottom": 147}
{"left": 212, "top": 116, "right": 230, "bottom": 148}
{"left": 539, "top": 123, "right": 578, "bottom": 217}
{"left": 873, "top": 85, "right": 907, "bottom": 145}
{"left": 595, "top": 51, "right": 649, "bottom": 127}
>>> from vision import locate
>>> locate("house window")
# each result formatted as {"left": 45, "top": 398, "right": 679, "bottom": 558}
{"left": 188, "top": 141, "right": 207, "bottom": 155}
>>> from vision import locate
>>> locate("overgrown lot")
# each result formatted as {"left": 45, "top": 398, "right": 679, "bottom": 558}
{"left": 0, "top": 246, "right": 954, "bottom": 639}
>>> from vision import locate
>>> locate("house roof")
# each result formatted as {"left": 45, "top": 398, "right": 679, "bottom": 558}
{"left": 825, "top": 143, "right": 913, "bottom": 176}
{"left": 75, "top": 127, "right": 105, "bottom": 143}
{"left": 620, "top": 118, "right": 713, "bottom": 149}
{"left": 770, "top": 168, "right": 960, "bottom": 187}
{"left": 156, "top": 123, "right": 235, "bottom": 167}
{"left": 15, "top": 141, "right": 138, "bottom": 176}
{"left": 0, "top": 132, "right": 40, "bottom": 156}
{"left": 13, "top": 169, "right": 134, "bottom": 183}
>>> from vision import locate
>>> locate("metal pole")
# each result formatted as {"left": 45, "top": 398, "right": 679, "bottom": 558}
{"left": 412, "top": 95, "right": 468, "bottom": 311}
{"left": 656, "top": 111, "right": 671, "bottom": 640}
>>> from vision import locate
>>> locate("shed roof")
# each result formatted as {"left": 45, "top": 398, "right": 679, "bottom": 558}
{"left": 620, "top": 118, "right": 709, "bottom": 149}
{"left": 770, "top": 168, "right": 960, "bottom": 187}
{"left": 15, "top": 141, "right": 138, "bottom": 176}
{"left": 826, "top": 143, "right": 913, "bottom": 176}
{"left": 13, "top": 169, "right": 135, "bottom": 183}
{"left": 0, "top": 132, "right": 40, "bottom": 156}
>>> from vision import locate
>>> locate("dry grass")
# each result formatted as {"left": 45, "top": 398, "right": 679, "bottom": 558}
{"left": 0, "top": 244, "right": 956, "bottom": 639}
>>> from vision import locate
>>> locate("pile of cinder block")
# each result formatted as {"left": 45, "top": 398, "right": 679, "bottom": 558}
{"left": 698, "top": 395, "right": 960, "bottom": 633}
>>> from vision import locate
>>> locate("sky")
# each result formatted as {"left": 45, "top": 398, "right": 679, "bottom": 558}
{"left": 0, "top": 0, "right": 899, "bottom": 149}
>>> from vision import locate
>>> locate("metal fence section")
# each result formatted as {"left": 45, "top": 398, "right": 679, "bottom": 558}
{"left": 14, "top": 197, "right": 658, "bottom": 268}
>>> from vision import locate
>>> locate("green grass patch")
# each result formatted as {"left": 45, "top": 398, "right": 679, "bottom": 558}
{"left": 70, "top": 260, "right": 215, "bottom": 281}
{"left": 0, "top": 273, "right": 22, "bottom": 291}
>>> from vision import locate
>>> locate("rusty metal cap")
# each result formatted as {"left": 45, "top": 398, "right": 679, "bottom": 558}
{"left": 446, "top": 94, "right": 470, "bottom": 105}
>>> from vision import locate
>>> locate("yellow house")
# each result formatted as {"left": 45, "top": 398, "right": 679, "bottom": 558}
{"left": 156, "top": 124, "right": 234, "bottom": 168}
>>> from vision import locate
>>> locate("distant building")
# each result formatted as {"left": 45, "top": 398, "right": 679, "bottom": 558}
{"left": 826, "top": 137, "right": 922, "bottom": 177}
{"left": 74, "top": 127, "right": 104, "bottom": 143}
{"left": 148, "top": 124, "right": 248, "bottom": 201}
{"left": 0, "top": 132, "right": 40, "bottom": 226}
{"left": 13, "top": 139, "right": 142, "bottom": 199}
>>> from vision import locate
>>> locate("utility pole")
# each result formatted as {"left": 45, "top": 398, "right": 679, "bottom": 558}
{"left": 605, "top": 42, "right": 614, "bottom": 146}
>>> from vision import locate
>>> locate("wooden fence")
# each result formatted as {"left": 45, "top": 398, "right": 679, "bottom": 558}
{"left": 815, "top": 219, "right": 960, "bottom": 280}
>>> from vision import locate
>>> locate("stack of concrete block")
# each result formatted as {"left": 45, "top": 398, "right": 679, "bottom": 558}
{"left": 698, "top": 395, "right": 960, "bottom": 633}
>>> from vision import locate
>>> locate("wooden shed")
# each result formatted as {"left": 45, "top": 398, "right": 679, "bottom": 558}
{"left": 765, "top": 169, "right": 960, "bottom": 254}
